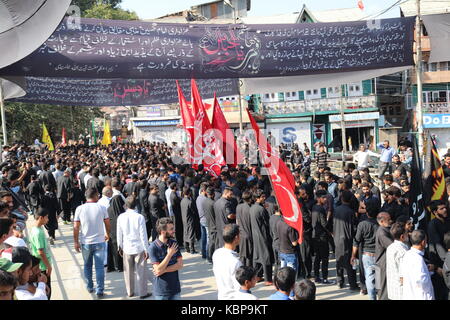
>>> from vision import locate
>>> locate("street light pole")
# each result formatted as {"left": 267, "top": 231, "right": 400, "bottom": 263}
{"left": 339, "top": 85, "right": 347, "bottom": 167}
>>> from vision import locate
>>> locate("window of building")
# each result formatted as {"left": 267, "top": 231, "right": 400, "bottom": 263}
{"left": 271, "top": 93, "right": 275, "bottom": 99}
{"left": 347, "top": 82, "right": 362, "bottom": 97}
{"left": 305, "top": 88, "right": 321, "bottom": 100}
{"left": 440, "top": 61, "right": 449, "bottom": 71}
{"left": 265, "top": 93, "right": 270, "bottom": 99}
{"left": 286, "top": 92, "right": 290, "bottom": 98}
{"left": 428, "top": 62, "right": 438, "bottom": 72}
{"left": 292, "top": 92, "right": 297, "bottom": 97}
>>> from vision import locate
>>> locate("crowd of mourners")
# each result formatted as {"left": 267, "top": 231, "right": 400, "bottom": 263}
{"left": 0, "top": 137, "right": 449, "bottom": 300}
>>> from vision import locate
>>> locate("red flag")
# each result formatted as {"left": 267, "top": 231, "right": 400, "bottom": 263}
{"left": 211, "top": 94, "right": 243, "bottom": 167}
{"left": 191, "top": 79, "right": 225, "bottom": 177}
{"left": 358, "top": 0, "right": 364, "bottom": 10}
{"left": 247, "top": 109, "right": 303, "bottom": 243}
{"left": 176, "top": 80, "right": 196, "bottom": 166}
{"left": 61, "top": 128, "right": 67, "bottom": 146}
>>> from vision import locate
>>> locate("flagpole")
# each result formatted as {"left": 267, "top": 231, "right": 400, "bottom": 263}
{"left": 0, "top": 83, "right": 7, "bottom": 146}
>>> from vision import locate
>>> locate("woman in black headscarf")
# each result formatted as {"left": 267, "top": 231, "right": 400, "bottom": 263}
{"left": 107, "top": 194, "right": 125, "bottom": 272}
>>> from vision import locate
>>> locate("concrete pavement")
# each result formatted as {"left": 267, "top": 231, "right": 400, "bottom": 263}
{"left": 27, "top": 216, "right": 367, "bottom": 301}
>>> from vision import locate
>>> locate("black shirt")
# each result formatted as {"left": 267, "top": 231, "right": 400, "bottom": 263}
{"left": 311, "top": 204, "right": 328, "bottom": 241}
{"left": 353, "top": 218, "right": 378, "bottom": 253}
{"left": 277, "top": 218, "right": 298, "bottom": 254}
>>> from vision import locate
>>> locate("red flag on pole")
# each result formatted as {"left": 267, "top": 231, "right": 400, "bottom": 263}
{"left": 211, "top": 94, "right": 243, "bottom": 167}
{"left": 61, "top": 127, "right": 67, "bottom": 146}
{"left": 191, "top": 79, "right": 225, "bottom": 177}
{"left": 176, "top": 80, "right": 196, "bottom": 166}
{"left": 246, "top": 109, "right": 303, "bottom": 243}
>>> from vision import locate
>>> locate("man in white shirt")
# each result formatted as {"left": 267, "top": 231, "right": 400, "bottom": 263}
{"left": 165, "top": 183, "right": 175, "bottom": 217}
{"left": 212, "top": 224, "right": 242, "bottom": 300}
{"left": 117, "top": 196, "right": 151, "bottom": 299}
{"left": 353, "top": 144, "right": 380, "bottom": 170}
{"left": 386, "top": 222, "right": 410, "bottom": 300}
{"left": 400, "top": 230, "right": 434, "bottom": 300}
{"left": 112, "top": 178, "right": 126, "bottom": 202}
{"left": 73, "top": 188, "right": 110, "bottom": 297}
{"left": 98, "top": 186, "right": 113, "bottom": 210}
{"left": 196, "top": 183, "right": 209, "bottom": 260}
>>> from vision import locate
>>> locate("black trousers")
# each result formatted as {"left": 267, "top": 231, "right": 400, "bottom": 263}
{"left": 172, "top": 213, "right": 184, "bottom": 246}
{"left": 272, "top": 247, "right": 280, "bottom": 277}
{"left": 312, "top": 238, "right": 329, "bottom": 280}
{"left": 336, "top": 252, "right": 357, "bottom": 287}
{"left": 107, "top": 238, "right": 123, "bottom": 271}
{"left": 299, "top": 236, "right": 312, "bottom": 278}
{"left": 145, "top": 219, "right": 152, "bottom": 241}
{"left": 208, "top": 233, "right": 216, "bottom": 261}
{"left": 150, "top": 216, "right": 159, "bottom": 242}
{"left": 254, "top": 262, "right": 273, "bottom": 282}
{"left": 58, "top": 198, "right": 72, "bottom": 222}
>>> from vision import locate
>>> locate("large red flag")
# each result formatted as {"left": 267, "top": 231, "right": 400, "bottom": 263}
{"left": 176, "top": 80, "right": 196, "bottom": 166}
{"left": 247, "top": 109, "right": 303, "bottom": 243}
{"left": 191, "top": 79, "right": 225, "bottom": 177}
{"left": 211, "top": 94, "right": 243, "bottom": 167}
{"left": 61, "top": 127, "right": 67, "bottom": 146}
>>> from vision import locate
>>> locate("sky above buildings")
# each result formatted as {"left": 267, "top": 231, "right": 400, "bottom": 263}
{"left": 120, "top": 0, "right": 401, "bottom": 20}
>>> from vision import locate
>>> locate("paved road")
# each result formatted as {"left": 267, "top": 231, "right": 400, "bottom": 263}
{"left": 28, "top": 217, "right": 367, "bottom": 301}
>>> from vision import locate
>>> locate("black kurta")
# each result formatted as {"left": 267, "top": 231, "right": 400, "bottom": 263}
{"left": 236, "top": 202, "right": 253, "bottom": 262}
{"left": 375, "top": 225, "right": 394, "bottom": 300}
{"left": 41, "top": 191, "right": 59, "bottom": 231}
{"left": 250, "top": 202, "right": 274, "bottom": 265}
{"left": 180, "top": 197, "right": 198, "bottom": 244}
{"left": 170, "top": 190, "right": 183, "bottom": 245}
{"left": 214, "top": 197, "right": 233, "bottom": 248}
{"left": 38, "top": 170, "right": 56, "bottom": 192}
{"left": 333, "top": 204, "right": 356, "bottom": 261}
{"left": 203, "top": 197, "right": 217, "bottom": 241}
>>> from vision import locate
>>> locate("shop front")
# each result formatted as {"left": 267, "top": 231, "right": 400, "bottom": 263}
{"left": 131, "top": 118, "right": 183, "bottom": 145}
{"left": 328, "top": 112, "right": 379, "bottom": 152}
{"left": 423, "top": 113, "right": 450, "bottom": 157}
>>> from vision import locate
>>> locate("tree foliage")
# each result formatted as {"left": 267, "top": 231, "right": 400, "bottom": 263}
{"left": 3, "top": 103, "right": 103, "bottom": 144}
{"left": 71, "top": 0, "right": 123, "bottom": 15}
{"left": 84, "top": 3, "right": 139, "bottom": 20}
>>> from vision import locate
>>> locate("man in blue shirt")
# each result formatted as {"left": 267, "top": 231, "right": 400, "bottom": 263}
{"left": 269, "top": 267, "right": 296, "bottom": 300}
{"left": 377, "top": 140, "right": 396, "bottom": 189}
{"left": 149, "top": 217, "right": 183, "bottom": 300}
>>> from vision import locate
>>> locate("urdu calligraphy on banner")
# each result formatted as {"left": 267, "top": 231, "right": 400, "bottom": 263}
{"left": 0, "top": 17, "right": 415, "bottom": 79}
{"left": 10, "top": 77, "right": 239, "bottom": 106}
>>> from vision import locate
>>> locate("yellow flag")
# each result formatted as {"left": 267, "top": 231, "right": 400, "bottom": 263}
{"left": 42, "top": 123, "right": 54, "bottom": 151}
{"left": 101, "top": 119, "right": 112, "bottom": 145}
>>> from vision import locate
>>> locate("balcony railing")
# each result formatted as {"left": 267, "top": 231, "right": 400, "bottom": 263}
{"left": 423, "top": 102, "right": 450, "bottom": 113}
{"left": 263, "top": 95, "right": 377, "bottom": 115}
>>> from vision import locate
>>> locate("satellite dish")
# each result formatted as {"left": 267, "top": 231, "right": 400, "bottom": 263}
{"left": 0, "top": 76, "right": 26, "bottom": 99}
{"left": 0, "top": 0, "right": 72, "bottom": 69}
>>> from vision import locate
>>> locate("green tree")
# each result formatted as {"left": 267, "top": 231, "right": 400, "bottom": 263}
{"left": 84, "top": 3, "right": 139, "bottom": 20}
{"left": 3, "top": 103, "right": 103, "bottom": 144}
{"left": 71, "top": 0, "right": 123, "bottom": 15}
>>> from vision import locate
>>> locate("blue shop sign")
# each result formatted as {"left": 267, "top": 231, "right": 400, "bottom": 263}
{"left": 134, "top": 120, "right": 180, "bottom": 127}
{"left": 423, "top": 114, "right": 450, "bottom": 128}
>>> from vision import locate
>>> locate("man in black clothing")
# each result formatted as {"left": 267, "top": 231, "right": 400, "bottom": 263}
{"left": 277, "top": 213, "right": 299, "bottom": 273}
{"left": 297, "top": 186, "right": 313, "bottom": 279}
{"left": 250, "top": 189, "right": 273, "bottom": 285}
{"left": 352, "top": 200, "right": 380, "bottom": 299}
{"left": 374, "top": 212, "right": 393, "bottom": 300}
{"left": 237, "top": 191, "right": 253, "bottom": 267}
{"left": 148, "top": 184, "right": 166, "bottom": 241}
{"left": 391, "top": 155, "right": 407, "bottom": 176}
{"left": 86, "top": 168, "right": 104, "bottom": 195}
{"left": 38, "top": 162, "right": 56, "bottom": 192}
{"left": 333, "top": 190, "right": 358, "bottom": 290}
{"left": 380, "top": 186, "right": 407, "bottom": 221}
{"left": 169, "top": 182, "right": 183, "bottom": 247}
{"left": 269, "top": 204, "right": 282, "bottom": 276}
{"left": 26, "top": 175, "right": 43, "bottom": 216}
{"left": 427, "top": 200, "right": 450, "bottom": 300}
{"left": 123, "top": 174, "right": 139, "bottom": 197}
{"left": 56, "top": 168, "right": 73, "bottom": 223}
{"left": 311, "top": 190, "right": 334, "bottom": 284}
{"left": 214, "top": 187, "right": 236, "bottom": 248}
{"left": 203, "top": 187, "right": 217, "bottom": 263}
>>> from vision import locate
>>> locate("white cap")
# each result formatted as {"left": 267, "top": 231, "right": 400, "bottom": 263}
{"left": 4, "top": 236, "right": 27, "bottom": 248}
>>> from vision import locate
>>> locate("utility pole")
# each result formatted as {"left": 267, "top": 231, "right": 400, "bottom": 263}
{"left": 415, "top": 0, "right": 424, "bottom": 157}
{"left": 225, "top": 0, "right": 244, "bottom": 134}
{"left": 0, "top": 83, "right": 7, "bottom": 146}
{"left": 339, "top": 85, "right": 347, "bottom": 167}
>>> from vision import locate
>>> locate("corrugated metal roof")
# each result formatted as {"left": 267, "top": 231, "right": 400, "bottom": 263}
{"left": 400, "top": 0, "right": 450, "bottom": 16}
